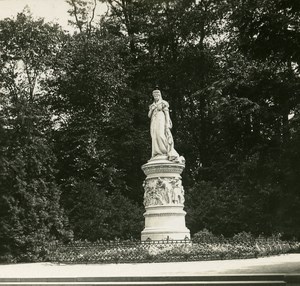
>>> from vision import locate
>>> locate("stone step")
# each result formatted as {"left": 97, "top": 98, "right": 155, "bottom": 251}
{"left": 0, "top": 282, "right": 288, "bottom": 286}
{"left": 0, "top": 275, "right": 287, "bottom": 282}
{"left": 1, "top": 275, "right": 299, "bottom": 286}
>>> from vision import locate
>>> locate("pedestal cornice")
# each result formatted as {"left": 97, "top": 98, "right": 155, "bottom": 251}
{"left": 142, "top": 159, "right": 185, "bottom": 176}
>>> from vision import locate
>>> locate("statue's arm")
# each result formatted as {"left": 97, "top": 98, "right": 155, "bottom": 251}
{"left": 163, "top": 102, "right": 172, "bottom": 129}
{"left": 148, "top": 104, "right": 155, "bottom": 118}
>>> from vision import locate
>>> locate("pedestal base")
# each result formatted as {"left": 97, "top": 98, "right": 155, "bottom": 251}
{"left": 141, "top": 205, "right": 190, "bottom": 241}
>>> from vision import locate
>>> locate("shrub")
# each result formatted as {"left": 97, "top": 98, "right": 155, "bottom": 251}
{"left": 232, "top": 231, "right": 254, "bottom": 244}
{"left": 192, "top": 229, "right": 223, "bottom": 243}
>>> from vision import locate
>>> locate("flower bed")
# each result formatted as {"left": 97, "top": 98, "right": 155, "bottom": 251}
{"left": 46, "top": 237, "right": 300, "bottom": 264}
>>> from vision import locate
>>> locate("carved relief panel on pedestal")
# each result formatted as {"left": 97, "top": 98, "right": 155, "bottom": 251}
{"left": 143, "top": 177, "right": 185, "bottom": 207}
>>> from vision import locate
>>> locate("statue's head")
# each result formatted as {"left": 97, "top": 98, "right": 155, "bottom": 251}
{"left": 152, "top": 89, "right": 162, "bottom": 102}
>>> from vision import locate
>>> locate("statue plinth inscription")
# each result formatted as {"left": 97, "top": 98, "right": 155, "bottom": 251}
{"left": 141, "top": 90, "right": 190, "bottom": 241}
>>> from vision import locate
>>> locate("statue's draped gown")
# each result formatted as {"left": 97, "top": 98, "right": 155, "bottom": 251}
{"left": 150, "top": 100, "right": 179, "bottom": 161}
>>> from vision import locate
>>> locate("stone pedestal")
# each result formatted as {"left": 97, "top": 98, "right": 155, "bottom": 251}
{"left": 141, "top": 157, "right": 190, "bottom": 241}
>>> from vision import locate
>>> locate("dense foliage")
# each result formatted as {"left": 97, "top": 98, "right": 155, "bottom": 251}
{"left": 0, "top": 13, "right": 72, "bottom": 261}
{"left": 0, "top": 0, "right": 299, "bottom": 261}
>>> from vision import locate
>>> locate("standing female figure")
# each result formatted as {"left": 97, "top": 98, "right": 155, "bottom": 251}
{"left": 148, "top": 89, "right": 183, "bottom": 163}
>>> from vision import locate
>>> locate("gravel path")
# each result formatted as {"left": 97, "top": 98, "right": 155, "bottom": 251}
{"left": 0, "top": 254, "right": 299, "bottom": 278}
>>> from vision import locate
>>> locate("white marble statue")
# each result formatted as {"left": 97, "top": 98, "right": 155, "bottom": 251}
{"left": 148, "top": 89, "right": 184, "bottom": 163}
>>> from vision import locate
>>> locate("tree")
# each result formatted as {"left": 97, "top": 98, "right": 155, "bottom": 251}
{"left": 47, "top": 1, "right": 145, "bottom": 239}
{"left": 0, "top": 12, "right": 71, "bottom": 261}
{"left": 185, "top": 0, "right": 300, "bottom": 238}
{"left": 227, "top": 0, "right": 300, "bottom": 238}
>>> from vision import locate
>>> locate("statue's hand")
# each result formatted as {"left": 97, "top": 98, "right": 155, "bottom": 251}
{"left": 150, "top": 104, "right": 156, "bottom": 111}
